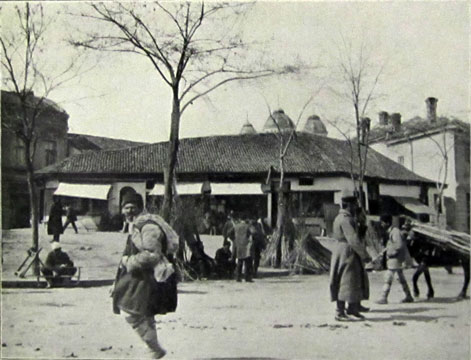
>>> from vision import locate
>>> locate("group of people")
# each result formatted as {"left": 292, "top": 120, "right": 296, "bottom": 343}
{"left": 47, "top": 197, "right": 79, "bottom": 242}
{"left": 329, "top": 189, "right": 414, "bottom": 322}
{"left": 218, "top": 211, "right": 269, "bottom": 282}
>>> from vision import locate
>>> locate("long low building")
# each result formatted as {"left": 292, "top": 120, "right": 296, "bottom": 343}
{"left": 36, "top": 128, "right": 439, "bottom": 235}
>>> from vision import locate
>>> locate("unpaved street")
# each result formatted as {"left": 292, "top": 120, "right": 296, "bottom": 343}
{"left": 2, "top": 268, "right": 469, "bottom": 360}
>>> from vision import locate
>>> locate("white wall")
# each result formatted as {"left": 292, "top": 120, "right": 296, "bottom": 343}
{"left": 371, "top": 131, "right": 457, "bottom": 199}
{"left": 379, "top": 184, "right": 420, "bottom": 198}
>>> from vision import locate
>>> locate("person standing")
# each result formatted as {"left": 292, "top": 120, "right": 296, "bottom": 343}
{"left": 329, "top": 190, "right": 371, "bottom": 321}
{"left": 63, "top": 204, "right": 78, "bottom": 233}
{"left": 47, "top": 197, "right": 63, "bottom": 242}
{"left": 112, "top": 193, "right": 179, "bottom": 359}
{"left": 231, "top": 213, "right": 254, "bottom": 282}
{"left": 250, "top": 217, "right": 267, "bottom": 278}
{"left": 376, "top": 214, "right": 414, "bottom": 304}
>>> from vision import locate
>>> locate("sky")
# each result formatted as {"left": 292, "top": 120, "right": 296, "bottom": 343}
{"left": 1, "top": 1, "right": 469, "bottom": 144}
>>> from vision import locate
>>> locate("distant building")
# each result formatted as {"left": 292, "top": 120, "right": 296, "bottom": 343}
{"left": 368, "top": 97, "right": 470, "bottom": 233}
{"left": 67, "top": 133, "right": 147, "bottom": 156}
{"left": 1, "top": 90, "right": 147, "bottom": 229}
{"left": 1, "top": 90, "right": 69, "bottom": 229}
{"left": 36, "top": 110, "right": 438, "bottom": 236}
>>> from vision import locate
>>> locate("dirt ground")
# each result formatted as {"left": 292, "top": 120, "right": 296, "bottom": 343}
{"left": 1, "top": 228, "right": 470, "bottom": 360}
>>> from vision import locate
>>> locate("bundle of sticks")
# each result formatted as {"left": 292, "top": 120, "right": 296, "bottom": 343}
{"left": 284, "top": 232, "right": 332, "bottom": 274}
{"left": 410, "top": 222, "right": 470, "bottom": 258}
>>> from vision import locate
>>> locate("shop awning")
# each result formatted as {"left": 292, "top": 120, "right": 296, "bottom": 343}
{"left": 149, "top": 183, "right": 205, "bottom": 196}
{"left": 393, "top": 197, "right": 435, "bottom": 215}
{"left": 54, "top": 183, "right": 111, "bottom": 200}
{"left": 209, "top": 183, "right": 264, "bottom": 195}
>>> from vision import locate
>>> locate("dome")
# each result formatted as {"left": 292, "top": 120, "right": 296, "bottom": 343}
{"left": 240, "top": 121, "right": 257, "bottom": 135}
{"left": 303, "top": 115, "right": 328, "bottom": 136}
{"left": 262, "top": 109, "right": 295, "bottom": 133}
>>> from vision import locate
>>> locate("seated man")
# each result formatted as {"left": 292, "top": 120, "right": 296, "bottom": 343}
{"left": 42, "top": 242, "right": 77, "bottom": 287}
{"left": 215, "top": 240, "right": 235, "bottom": 279}
{"left": 189, "top": 240, "right": 215, "bottom": 280}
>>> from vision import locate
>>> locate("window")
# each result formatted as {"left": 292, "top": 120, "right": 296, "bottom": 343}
{"left": 398, "top": 155, "right": 404, "bottom": 165}
{"left": 15, "top": 140, "right": 26, "bottom": 166}
{"left": 467, "top": 193, "right": 470, "bottom": 231}
{"left": 299, "top": 177, "right": 314, "bottom": 186}
{"left": 434, "top": 194, "right": 442, "bottom": 214}
{"left": 44, "top": 140, "right": 57, "bottom": 166}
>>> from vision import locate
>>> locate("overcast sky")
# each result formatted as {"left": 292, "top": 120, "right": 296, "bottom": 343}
{"left": 2, "top": 1, "right": 469, "bottom": 143}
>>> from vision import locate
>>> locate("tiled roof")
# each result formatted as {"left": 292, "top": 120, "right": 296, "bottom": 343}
{"left": 37, "top": 132, "right": 433, "bottom": 184}
{"left": 368, "top": 116, "right": 470, "bottom": 143}
{"left": 68, "top": 133, "right": 147, "bottom": 151}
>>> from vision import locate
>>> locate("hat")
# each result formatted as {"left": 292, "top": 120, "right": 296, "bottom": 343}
{"left": 51, "top": 241, "right": 61, "bottom": 250}
{"left": 121, "top": 192, "right": 143, "bottom": 208}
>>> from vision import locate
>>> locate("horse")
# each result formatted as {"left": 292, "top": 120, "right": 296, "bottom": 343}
{"left": 407, "top": 231, "right": 470, "bottom": 300}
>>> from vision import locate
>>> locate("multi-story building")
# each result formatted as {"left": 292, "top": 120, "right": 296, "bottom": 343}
{"left": 1, "top": 90, "right": 147, "bottom": 229}
{"left": 1, "top": 90, "right": 70, "bottom": 229}
{"left": 368, "top": 98, "right": 470, "bottom": 233}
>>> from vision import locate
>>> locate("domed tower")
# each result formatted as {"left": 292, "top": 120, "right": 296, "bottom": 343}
{"left": 262, "top": 109, "right": 295, "bottom": 133}
{"left": 303, "top": 115, "right": 328, "bottom": 136}
{"left": 240, "top": 120, "right": 257, "bottom": 135}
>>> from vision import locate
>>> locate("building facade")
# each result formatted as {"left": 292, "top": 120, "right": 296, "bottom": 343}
{"left": 1, "top": 91, "right": 69, "bottom": 229}
{"left": 36, "top": 111, "right": 438, "bottom": 235}
{"left": 369, "top": 98, "right": 470, "bottom": 233}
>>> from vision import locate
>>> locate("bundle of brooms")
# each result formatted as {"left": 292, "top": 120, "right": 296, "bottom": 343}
{"left": 411, "top": 222, "right": 470, "bottom": 258}
{"left": 262, "top": 227, "right": 332, "bottom": 274}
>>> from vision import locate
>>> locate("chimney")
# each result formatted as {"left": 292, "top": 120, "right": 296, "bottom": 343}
{"left": 390, "top": 113, "right": 401, "bottom": 132}
{"left": 426, "top": 97, "right": 438, "bottom": 123}
{"left": 378, "top": 111, "right": 389, "bottom": 126}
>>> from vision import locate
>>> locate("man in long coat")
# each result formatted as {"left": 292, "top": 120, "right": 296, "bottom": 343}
{"left": 329, "top": 190, "right": 371, "bottom": 321}
{"left": 112, "top": 192, "right": 179, "bottom": 359}
{"left": 47, "top": 197, "right": 63, "bottom": 242}
{"left": 230, "top": 213, "right": 254, "bottom": 282}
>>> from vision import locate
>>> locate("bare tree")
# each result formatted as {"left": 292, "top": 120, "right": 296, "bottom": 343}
{"left": 330, "top": 37, "right": 386, "bottom": 217}
{"left": 1, "top": 3, "right": 80, "bottom": 276}
{"left": 71, "top": 2, "right": 297, "bottom": 221}
{"left": 264, "top": 97, "right": 313, "bottom": 267}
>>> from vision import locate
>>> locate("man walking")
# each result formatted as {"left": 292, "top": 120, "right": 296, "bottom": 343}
{"left": 112, "top": 192, "right": 179, "bottom": 359}
{"left": 329, "top": 190, "right": 371, "bottom": 321}
{"left": 376, "top": 214, "right": 414, "bottom": 304}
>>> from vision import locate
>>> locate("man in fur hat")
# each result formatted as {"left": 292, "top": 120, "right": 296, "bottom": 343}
{"left": 329, "top": 189, "right": 371, "bottom": 321}
{"left": 112, "top": 192, "right": 179, "bottom": 359}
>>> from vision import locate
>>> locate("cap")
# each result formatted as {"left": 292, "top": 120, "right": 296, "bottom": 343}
{"left": 121, "top": 192, "right": 143, "bottom": 208}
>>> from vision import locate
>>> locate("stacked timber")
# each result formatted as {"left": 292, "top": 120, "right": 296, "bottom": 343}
{"left": 411, "top": 222, "right": 470, "bottom": 257}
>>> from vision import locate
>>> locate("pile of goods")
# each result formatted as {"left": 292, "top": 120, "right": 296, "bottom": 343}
{"left": 411, "top": 222, "right": 470, "bottom": 258}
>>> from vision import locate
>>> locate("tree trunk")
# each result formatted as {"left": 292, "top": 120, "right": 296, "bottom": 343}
{"left": 25, "top": 156, "right": 40, "bottom": 278}
{"left": 162, "top": 92, "right": 181, "bottom": 222}
{"left": 275, "top": 189, "right": 286, "bottom": 268}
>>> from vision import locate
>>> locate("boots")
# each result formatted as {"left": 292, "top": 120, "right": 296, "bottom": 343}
{"left": 399, "top": 271, "right": 414, "bottom": 303}
{"left": 126, "top": 315, "right": 166, "bottom": 359}
{"left": 377, "top": 282, "right": 391, "bottom": 304}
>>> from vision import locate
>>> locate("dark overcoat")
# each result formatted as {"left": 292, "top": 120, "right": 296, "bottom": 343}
{"left": 47, "top": 203, "right": 63, "bottom": 236}
{"left": 112, "top": 215, "right": 178, "bottom": 316}
{"left": 329, "top": 209, "right": 370, "bottom": 303}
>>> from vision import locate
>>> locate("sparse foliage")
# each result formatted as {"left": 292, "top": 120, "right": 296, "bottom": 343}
{"left": 72, "top": 2, "right": 297, "bottom": 221}
{"left": 328, "top": 36, "right": 386, "bottom": 214}
{"left": 1, "top": 3, "right": 81, "bottom": 277}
